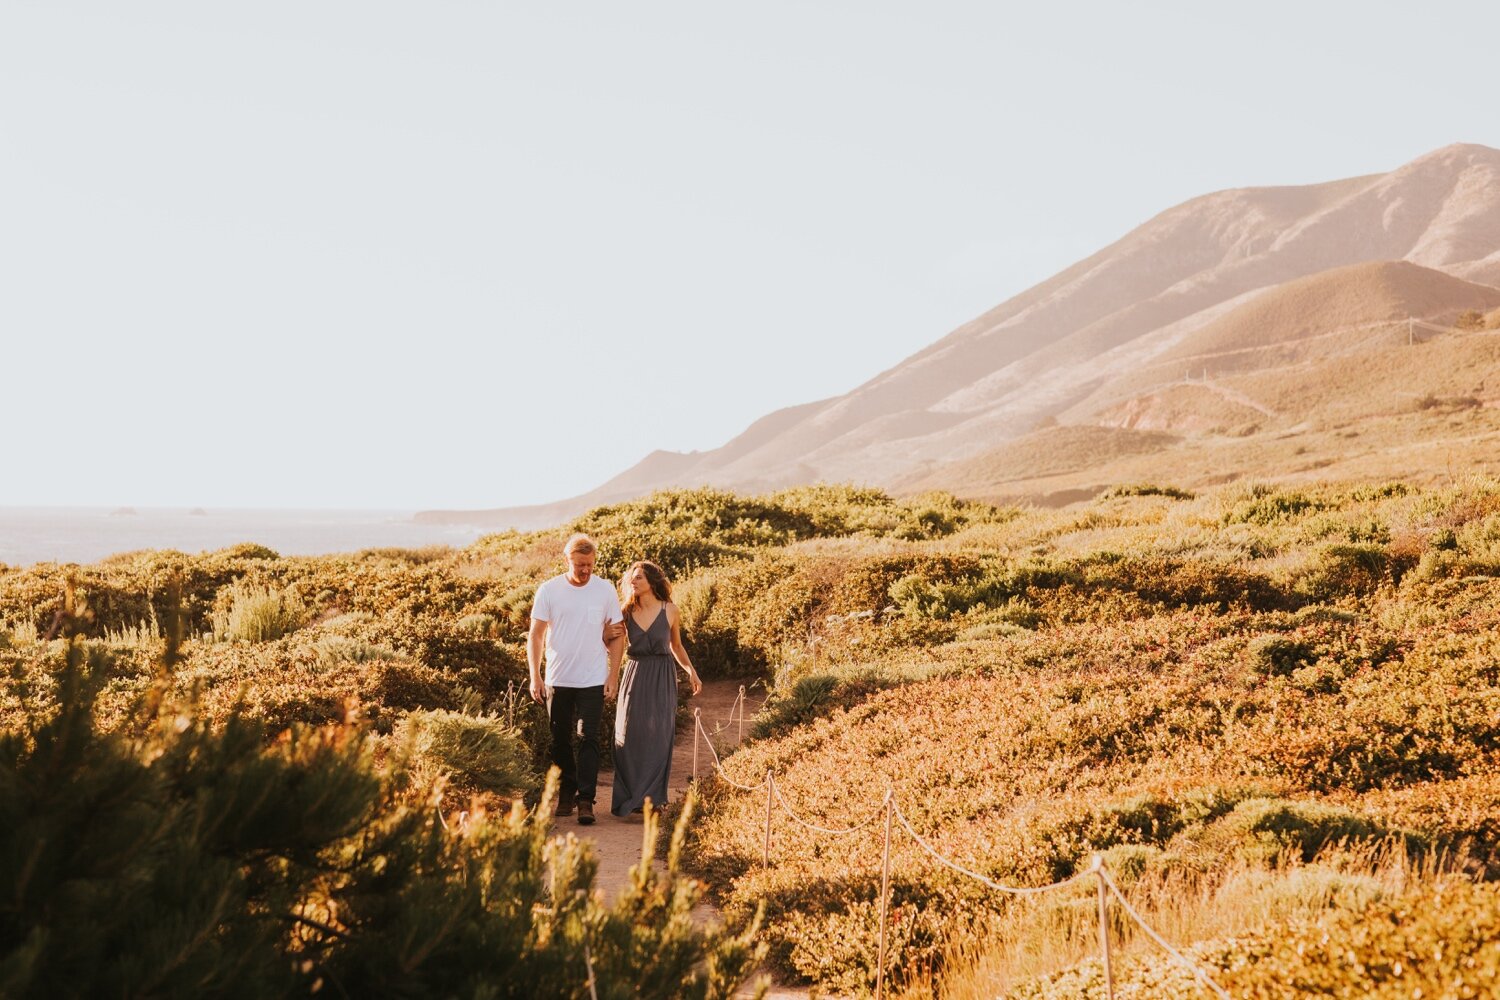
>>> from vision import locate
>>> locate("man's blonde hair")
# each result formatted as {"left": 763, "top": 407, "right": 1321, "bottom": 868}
{"left": 563, "top": 533, "right": 596, "bottom": 556}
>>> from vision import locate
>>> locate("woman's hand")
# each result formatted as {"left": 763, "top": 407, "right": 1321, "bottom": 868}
{"left": 687, "top": 670, "right": 703, "bottom": 697}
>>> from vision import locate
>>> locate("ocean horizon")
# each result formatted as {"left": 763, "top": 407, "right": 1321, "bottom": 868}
{"left": 0, "top": 506, "right": 493, "bottom": 568}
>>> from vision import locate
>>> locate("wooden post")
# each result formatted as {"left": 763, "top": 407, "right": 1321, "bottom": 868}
{"left": 875, "top": 791, "right": 894, "bottom": 1000}
{"left": 584, "top": 943, "right": 600, "bottom": 1000}
{"left": 692, "top": 708, "right": 700, "bottom": 782}
{"left": 1095, "top": 856, "right": 1115, "bottom": 1000}
{"left": 762, "top": 770, "right": 774, "bottom": 866}
{"left": 737, "top": 684, "right": 746, "bottom": 743}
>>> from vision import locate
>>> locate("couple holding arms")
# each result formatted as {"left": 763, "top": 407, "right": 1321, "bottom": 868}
{"left": 527, "top": 533, "right": 703, "bottom": 825}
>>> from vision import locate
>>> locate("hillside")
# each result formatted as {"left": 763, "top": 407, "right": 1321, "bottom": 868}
{"left": 15, "top": 481, "right": 1500, "bottom": 995}
{"left": 1060, "top": 259, "right": 1500, "bottom": 408}
{"left": 423, "top": 143, "right": 1500, "bottom": 528}
{"left": 903, "top": 310, "right": 1500, "bottom": 503}
{"left": 1149, "top": 259, "right": 1500, "bottom": 361}
{"left": 899, "top": 261, "right": 1500, "bottom": 501}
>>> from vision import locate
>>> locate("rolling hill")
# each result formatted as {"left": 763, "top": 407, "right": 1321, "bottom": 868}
{"left": 421, "top": 143, "right": 1500, "bottom": 527}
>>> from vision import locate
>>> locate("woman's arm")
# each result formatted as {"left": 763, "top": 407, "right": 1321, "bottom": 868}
{"left": 665, "top": 604, "right": 702, "bottom": 696}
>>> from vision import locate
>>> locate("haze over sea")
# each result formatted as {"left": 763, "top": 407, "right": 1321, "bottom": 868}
{"left": 0, "top": 508, "right": 489, "bottom": 568}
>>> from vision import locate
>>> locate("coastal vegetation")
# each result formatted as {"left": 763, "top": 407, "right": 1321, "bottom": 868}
{"left": 3, "top": 479, "right": 1500, "bottom": 995}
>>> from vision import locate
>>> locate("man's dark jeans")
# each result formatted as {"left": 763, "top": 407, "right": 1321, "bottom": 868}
{"left": 547, "top": 684, "right": 604, "bottom": 805}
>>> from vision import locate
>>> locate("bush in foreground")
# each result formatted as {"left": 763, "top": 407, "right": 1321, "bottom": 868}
{"left": 0, "top": 638, "right": 764, "bottom": 999}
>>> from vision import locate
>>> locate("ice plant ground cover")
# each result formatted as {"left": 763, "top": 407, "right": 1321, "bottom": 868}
{"left": 673, "top": 480, "right": 1500, "bottom": 995}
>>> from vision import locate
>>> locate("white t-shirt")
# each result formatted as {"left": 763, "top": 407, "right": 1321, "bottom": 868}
{"left": 531, "top": 574, "right": 623, "bottom": 688}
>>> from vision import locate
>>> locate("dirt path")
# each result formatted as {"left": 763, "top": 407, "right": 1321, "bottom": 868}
{"left": 555, "top": 679, "right": 809, "bottom": 999}
{"left": 575, "top": 679, "right": 753, "bottom": 896}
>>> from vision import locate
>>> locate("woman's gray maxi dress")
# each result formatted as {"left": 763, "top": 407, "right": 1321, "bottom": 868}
{"left": 611, "top": 608, "right": 677, "bottom": 816}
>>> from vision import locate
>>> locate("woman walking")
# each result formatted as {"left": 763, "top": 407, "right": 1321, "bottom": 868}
{"left": 611, "top": 560, "right": 702, "bottom": 817}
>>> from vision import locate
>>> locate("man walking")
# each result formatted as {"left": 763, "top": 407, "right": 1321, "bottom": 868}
{"left": 528, "top": 533, "right": 624, "bottom": 825}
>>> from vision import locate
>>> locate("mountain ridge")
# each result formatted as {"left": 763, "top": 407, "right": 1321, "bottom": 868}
{"left": 421, "top": 143, "right": 1500, "bottom": 529}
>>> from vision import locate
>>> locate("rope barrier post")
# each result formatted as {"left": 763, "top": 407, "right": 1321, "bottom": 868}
{"left": 762, "top": 770, "right": 774, "bottom": 866}
{"left": 1093, "top": 856, "right": 1115, "bottom": 1000}
{"left": 1101, "top": 869, "right": 1230, "bottom": 1000}
{"left": 875, "top": 789, "right": 894, "bottom": 1000}
{"left": 584, "top": 943, "right": 599, "bottom": 1000}
{"left": 737, "top": 683, "right": 746, "bottom": 743}
{"left": 692, "top": 708, "right": 700, "bottom": 783}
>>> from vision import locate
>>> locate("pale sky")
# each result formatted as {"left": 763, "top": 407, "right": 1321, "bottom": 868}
{"left": 4, "top": 1, "right": 1498, "bottom": 510}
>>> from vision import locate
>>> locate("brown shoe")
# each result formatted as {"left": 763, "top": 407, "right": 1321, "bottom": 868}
{"left": 555, "top": 793, "right": 576, "bottom": 817}
{"left": 577, "top": 801, "right": 595, "bottom": 825}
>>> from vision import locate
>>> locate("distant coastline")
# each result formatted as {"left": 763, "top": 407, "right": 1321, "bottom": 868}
{"left": 0, "top": 507, "right": 490, "bottom": 568}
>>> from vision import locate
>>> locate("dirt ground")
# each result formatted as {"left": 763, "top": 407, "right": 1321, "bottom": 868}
{"left": 552, "top": 678, "right": 810, "bottom": 999}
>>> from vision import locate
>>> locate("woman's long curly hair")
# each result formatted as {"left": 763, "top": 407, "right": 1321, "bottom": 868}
{"left": 619, "top": 560, "right": 672, "bottom": 616}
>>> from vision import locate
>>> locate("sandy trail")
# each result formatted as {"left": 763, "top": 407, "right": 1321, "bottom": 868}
{"left": 553, "top": 678, "right": 810, "bottom": 999}
{"left": 571, "top": 679, "right": 755, "bottom": 896}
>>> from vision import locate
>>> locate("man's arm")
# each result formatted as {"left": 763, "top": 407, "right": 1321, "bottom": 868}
{"left": 527, "top": 618, "right": 549, "bottom": 703}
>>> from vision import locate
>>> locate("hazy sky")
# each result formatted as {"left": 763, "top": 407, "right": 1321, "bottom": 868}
{"left": 5, "top": 2, "right": 1498, "bottom": 510}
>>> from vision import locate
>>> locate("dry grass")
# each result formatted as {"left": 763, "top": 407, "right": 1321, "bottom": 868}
{"left": 677, "top": 478, "right": 1500, "bottom": 994}
{"left": 924, "top": 841, "right": 1456, "bottom": 1000}
{"left": 211, "top": 581, "right": 306, "bottom": 643}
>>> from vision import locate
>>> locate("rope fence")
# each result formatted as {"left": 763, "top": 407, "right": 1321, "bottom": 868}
{"left": 691, "top": 708, "right": 1230, "bottom": 1000}
{"left": 692, "top": 703, "right": 766, "bottom": 793}
{"left": 1099, "top": 866, "right": 1229, "bottom": 1000}
{"left": 772, "top": 775, "right": 886, "bottom": 837}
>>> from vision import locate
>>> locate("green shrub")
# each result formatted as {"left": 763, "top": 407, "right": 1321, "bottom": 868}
{"left": 395, "top": 707, "right": 534, "bottom": 795}
{"left": 569, "top": 485, "right": 990, "bottom": 580}
{"left": 315, "top": 635, "right": 401, "bottom": 667}
{"left": 492, "top": 583, "right": 537, "bottom": 640}
{"left": 454, "top": 612, "right": 498, "bottom": 636}
{"left": 768, "top": 483, "right": 903, "bottom": 535}
{"left": 1200, "top": 798, "right": 1419, "bottom": 864}
{"left": 211, "top": 582, "right": 305, "bottom": 642}
{"left": 1224, "top": 487, "right": 1323, "bottom": 525}
{"left": 889, "top": 573, "right": 954, "bottom": 619}
{"left": 1101, "top": 557, "right": 1293, "bottom": 611}
{"left": 893, "top": 501, "right": 959, "bottom": 540}
{"left": 889, "top": 559, "right": 1081, "bottom": 621}
{"left": 0, "top": 639, "right": 764, "bottom": 999}
{"left": 1214, "top": 879, "right": 1500, "bottom": 997}
{"left": 1348, "top": 482, "right": 1413, "bottom": 502}
{"left": 752, "top": 671, "right": 907, "bottom": 740}
{"left": 1248, "top": 635, "right": 1316, "bottom": 677}
{"left": 1294, "top": 543, "right": 1391, "bottom": 600}
{"left": 572, "top": 488, "right": 810, "bottom": 578}
{"left": 1019, "top": 788, "right": 1257, "bottom": 880}
{"left": 214, "top": 542, "right": 280, "bottom": 560}
{"left": 1101, "top": 483, "right": 1195, "bottom": 500}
